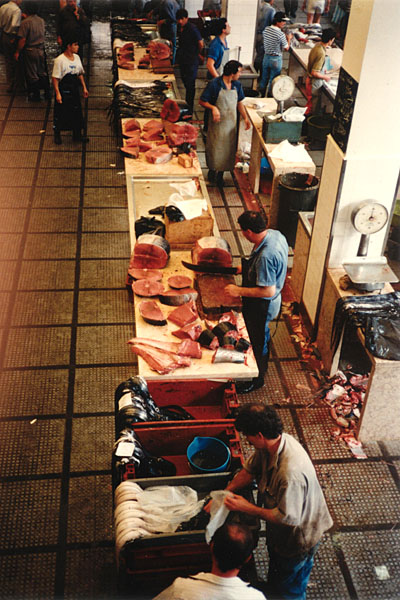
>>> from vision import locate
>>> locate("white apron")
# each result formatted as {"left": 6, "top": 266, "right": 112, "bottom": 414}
{"left": 206, "top": 87, "right": 238, "bottom": 172}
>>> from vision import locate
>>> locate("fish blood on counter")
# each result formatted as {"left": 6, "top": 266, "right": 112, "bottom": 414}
{"left": 132, "top": 234, "right": 170, "bottom": 269}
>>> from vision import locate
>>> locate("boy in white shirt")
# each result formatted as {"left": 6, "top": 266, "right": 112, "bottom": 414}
{"left": 52, "top": 37, "right": 89, "bottom": 144}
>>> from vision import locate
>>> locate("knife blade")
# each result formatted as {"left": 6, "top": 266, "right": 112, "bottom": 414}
{"left": 181, "top": 260, "right": 238, "bottom": 275}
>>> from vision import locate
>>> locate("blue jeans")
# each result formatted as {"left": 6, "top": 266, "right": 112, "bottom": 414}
{"left": 267, "top": 544, "right": 319, "bottom": 600}
{"left": 259, "top": 54, "right": 282, "bottom": 95}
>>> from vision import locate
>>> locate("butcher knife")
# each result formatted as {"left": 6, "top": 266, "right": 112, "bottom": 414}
{"left": 181, "top": 260, "right": 238, "bottom": 275}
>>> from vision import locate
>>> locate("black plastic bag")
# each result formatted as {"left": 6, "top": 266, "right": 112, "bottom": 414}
{"left": 134, "top": 216, "right": 165, "bottom": 238}
{"left": 365, "top": 316, "right": 400, "bottom": 360}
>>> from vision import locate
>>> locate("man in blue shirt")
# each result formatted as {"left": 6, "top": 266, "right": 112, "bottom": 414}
{"left": 225, "top": 210, "right": 288, "bottom": 394}
{"left": 176, "top": 8, "right": 204, "bottom": 113}
{"left": 206, "top": 17, "right": 230, "bottom": 80}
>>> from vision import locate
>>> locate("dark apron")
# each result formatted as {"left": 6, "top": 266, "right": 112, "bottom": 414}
{"left": 53, "top": 73, "right": 83, "bottom": 132}
{"left": 241, "top": 253, "right": 271, "bottom": 382}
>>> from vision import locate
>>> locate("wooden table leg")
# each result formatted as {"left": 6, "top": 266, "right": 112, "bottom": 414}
{"left": 248, "top": 126, "right": 262, "bottom": 194}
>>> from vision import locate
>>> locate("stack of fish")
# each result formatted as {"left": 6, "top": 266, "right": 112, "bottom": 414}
{"left": 109, "top": 81, "right": 171, "bottom": 126}
{"left": 111, "top": 18, "right": 153, "bottom": 46}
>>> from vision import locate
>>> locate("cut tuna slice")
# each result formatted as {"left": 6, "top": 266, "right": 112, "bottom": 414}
{"left": 124, "top": 134, "right": 141, "bottom": 147}
{"left": 132, "top": 234, "right": 170, "bottom": 269}
{"left": 142, "top": 129, "right": 164, "bottom": 142}
{"left": 168, "top": 275, "right": 192, "bottom": 289}
{"left": 138, "top": 300, "right": 167, "bottom": 326}
{"left": 159, "top": 288, "right": 198, "bottom": 306}
{"left": 123, "top": 128, "right": 141, "bottom": 140}
{"left": 128, "top": 268, "right": 163, "bottom": 281}
{"left": 143, "top": 120, "right": 164, "bottom": 133}
{"left": 167, "top": 300, "right": 198, "bottom": 327}
{"left": 139, "top": 141, "right": 153, "bottom": 153}
{"left": 192, "top": 236, "right": 232, "bottom": 267}
{"left": 124, "top": 118, "right": 141, "bottom": 132}
{"left": 120, "top": 42, "right": 134, "bottom": 53}
{"left": 127, "top": 337, "right": 180, "bottom": 353}
{"left": 121, "top": 146, "right": 140, "bottom": 158}
{"left": 130, "top": 344, "right": 190, "bottom": 374}
{"left": 148, "top": 40, "right": 171, "bottom": 60}
{"left": 171, "top": 322, "right": 202, "bottom": 340}
{"left": 177, "top": 340, "right": 202, "bottom": 359}
{"left": 132, "top": 279, "right": 164, "bottom": 297}
{"left": 144, "top": 147, "right": 172, "bottom": 164}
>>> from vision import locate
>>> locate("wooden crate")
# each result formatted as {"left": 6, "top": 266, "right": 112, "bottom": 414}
{"left": 165, "top": 210, "right": 214, "bottom": 249}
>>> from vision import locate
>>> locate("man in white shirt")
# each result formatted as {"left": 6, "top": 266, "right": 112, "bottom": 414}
{"left": 153, "top": 522, "right": 266, "bottom": 599}
{"left": 0, "top": 0, "right": 22, "bottom": 92}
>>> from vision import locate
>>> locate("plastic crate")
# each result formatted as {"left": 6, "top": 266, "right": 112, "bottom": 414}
{"left": 116, "top": 473, "right": 259, "bottom": 597}
{"left": 112, "top": 422, "right": 244, "bottom": 488}
{"left": 115, "top": 379, "right": 239, "bottom": 436}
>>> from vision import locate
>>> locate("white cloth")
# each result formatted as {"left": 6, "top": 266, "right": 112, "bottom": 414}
{"left": 153, "top": 572, "right": 266, "bottom": 599}
{"left": 0, "top": 1, "right": 21, "bottom": 34}
{"left": 52, "top": 53, "right": 84, "bottom": 80}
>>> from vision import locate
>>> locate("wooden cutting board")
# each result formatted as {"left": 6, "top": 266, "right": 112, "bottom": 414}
{"left": 194, "top": 274, "right": 242, "bottom": 318}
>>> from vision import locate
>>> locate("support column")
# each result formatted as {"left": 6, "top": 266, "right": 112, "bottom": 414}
{"left": 301, "top": 0, "right": 400, "bottom": 326}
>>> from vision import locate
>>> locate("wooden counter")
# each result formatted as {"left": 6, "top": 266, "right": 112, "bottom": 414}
{"left": 126, "top": 176, "right": 258, "bottom": 381}
{"left": 316, "top": 268, "right": 399, "bottom": 442}
{"left": 122, "top": 118, "right": 202, "bottom": 179}
{"left": 245, "top": 101, "right": 316, "bottom": 227}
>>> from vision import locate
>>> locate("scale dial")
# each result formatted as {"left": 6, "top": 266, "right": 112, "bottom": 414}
{"left": 351, "top": 201, "right": 388, "bottom": 235}
{"left": 271, "top": 75, "right": 295, "bottom": 102}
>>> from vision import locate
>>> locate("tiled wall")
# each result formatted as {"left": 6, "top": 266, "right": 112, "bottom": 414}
{"left": 226, "top": 0, "right": 257, "bottom": 65}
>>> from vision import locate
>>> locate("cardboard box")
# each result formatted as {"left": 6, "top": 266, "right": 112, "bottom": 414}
{"left": 165, "top": 210, "right": 214, "bottom": 249}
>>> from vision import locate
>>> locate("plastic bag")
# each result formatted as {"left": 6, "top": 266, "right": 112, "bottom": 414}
{"left": 365, "top": 316, "right": 400, "bottom": 360}
{"left": 134, "top": 216, "right": 165, "bottom": 238}
{"left": 282, "top": 106, "right": 307, "bottom": 122}
{"left": 205, "top": 490, "right": 233, "bottom": 543}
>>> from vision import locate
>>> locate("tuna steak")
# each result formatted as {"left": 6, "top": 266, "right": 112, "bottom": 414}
{"left": 124, "top": 118, "right": 141, "bottom": 132}
{"left": 138, "top": 300, "right": 167, "bottom": 326}
{"left": 142, "top": 128, "right": 164, "bottom": 142}
{"left": 128, "top": 268, "right": 163, "bottom": 281}
{"left": 132, "top": 279, "right": 164, "bottom": 297}
{"left": 167, "top": 300, "right": 198, "bottom": 327}
{"left": 145, "top": 147, "right": 173, "bottom": 165}
{"left": 192, "top": 237, "right": 232, "bottom": 267}
{"left": 121, "top": 146, "right": 140, "bottom": 158}
{"left": 148, "top": 40, "right": 171, "bottom": 60}
{"left": 132, "top": 234, "right": 170, "bottom": 269}
{"left": 171, "top": 322, "right": 202, "bottom": 340}
{"left": 159, "top": 288, "right": 198, "bottom": 306}
{"left": 167, "top": 275, "right": 192, "bottom": 289}
{"left": 143, "top": 120, "right": 164, "bottom": 133}
{"left": 177, "top": 340, "right": 202, "bottom": 359}
{"left": 168, "top": 123, "right": 198, "bottom": 146}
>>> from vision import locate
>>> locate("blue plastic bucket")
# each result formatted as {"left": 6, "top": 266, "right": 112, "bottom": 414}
{"left": 187, "top": 436, "right": 231, "bottom": 473}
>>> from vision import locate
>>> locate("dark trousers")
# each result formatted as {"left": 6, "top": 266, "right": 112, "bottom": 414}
{"left": 242, "top": 297, "right": 270, "bottom": 385}
{"left": 179, "top": 62, "right": 198, "bottom": 113}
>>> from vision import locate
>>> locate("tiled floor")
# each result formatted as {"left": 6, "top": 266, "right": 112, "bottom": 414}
{"left": 0, "top": 7, "right": 400, "bottom": 600}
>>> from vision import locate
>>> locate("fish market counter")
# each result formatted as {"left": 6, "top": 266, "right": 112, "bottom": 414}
{"left": 316, "top": 268, "right": 400, "bottom": 442}
{"left": 126, "top": 176, "right": 258, "bottom": 381}
{"left": 116, "top": 43, "right": 175, "bottom": 83}
{"left": 288, "top": 47, "right": 342, "bottom": 108}
{"left": 244, "top": 101, "right": 316, "bottom": 226}
{"left": 122, "top": 118, "right": 202, "bottom": 179}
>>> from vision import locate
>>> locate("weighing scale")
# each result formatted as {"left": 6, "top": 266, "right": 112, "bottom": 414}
{"left": 271, "top": 74, "right": 295, "bottom": 114}
{"left": 343, "top": 200, "right": 399, "bottom": 291}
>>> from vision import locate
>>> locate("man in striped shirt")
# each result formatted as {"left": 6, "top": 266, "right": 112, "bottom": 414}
{"left": 258, "top": 11, "right": 292, "bottom": 97}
